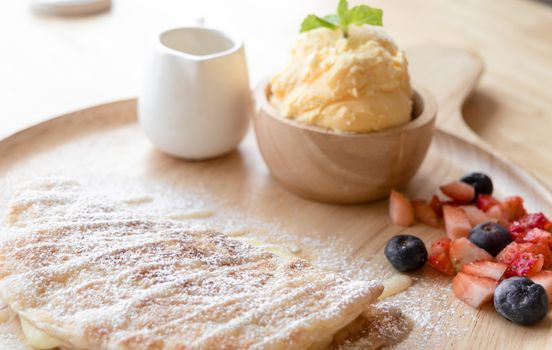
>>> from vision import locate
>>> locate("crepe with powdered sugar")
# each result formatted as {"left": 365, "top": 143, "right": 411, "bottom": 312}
{"left": 0, "top": 178, "right": 399, "bottom": 350}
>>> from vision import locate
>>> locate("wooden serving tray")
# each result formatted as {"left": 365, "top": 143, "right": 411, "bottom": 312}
{"left": 0, "top": 44, "right": 551, "bottom": 349}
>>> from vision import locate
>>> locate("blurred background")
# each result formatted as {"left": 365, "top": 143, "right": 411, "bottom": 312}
{"left": 0, "top": 0, "right": 550, "bottom": 184}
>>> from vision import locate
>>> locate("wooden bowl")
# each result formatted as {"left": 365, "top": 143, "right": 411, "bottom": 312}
{"left": 253, "top": 80, "right": 437, "bottom": 204}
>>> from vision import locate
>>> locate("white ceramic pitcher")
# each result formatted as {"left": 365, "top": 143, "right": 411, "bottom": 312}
{"left": 139, "top": 27, "right": 251, "bottom": 159}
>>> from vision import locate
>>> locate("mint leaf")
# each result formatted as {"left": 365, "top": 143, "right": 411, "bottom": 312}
{"left": 337, "top": 0, "right": 350, "bottom": 28}
{"left": 300, "top": 15, "right": 337, "bottom": 33}
{"left": 349, "top": 5, "right": 383, "bottom": 26}
{"left": 299, "top": 0, "right": 383, "bottom": 35}
{"left": 322, "top": 14, "right": 339, "bottom": 25}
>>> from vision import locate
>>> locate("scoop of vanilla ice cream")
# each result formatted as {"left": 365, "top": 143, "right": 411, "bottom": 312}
{"left": 270, "top": 25, "right": 412, "bottom": 133}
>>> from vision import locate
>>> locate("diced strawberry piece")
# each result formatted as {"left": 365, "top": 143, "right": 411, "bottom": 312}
{"left": 452, "top": 272, "right": 497, "bottom": 308}
{"left": 504, "top": 252, "right": 544, "bottom": 278}
{"left": 429, "top": 195, "right": 443, "bottom": 218}
{"left": 443, "top": 205, "right": 472, "bottom": 240}
{"left": 440, "top": 181, "right": 475, "bottom": 204}
{"left": 476, "top": 194, "right": 500, "bottom": 212}
{"left": 530, "top": 270, "right": 552, "bottom": 303}
{"left": 500, "top": 196, "right": 527, "bottom": 223}
{"left": 412, "top": 200, "right": 440, "bottom": 228}
{"left": 442, "top": 199, "right": 464, "bottom": 207}
{"left": 524, "top": 243, "right": 552, "bottom": 269}
{"left": 461, "top": 261, "right": 507, "bottom": 281}
{"left": 450, "top": 237, "right": 494, "bottom": 272}
{"left": 461, "top": 205, "right": 493, "bottom": 227}
{"left": 509, "top": 213, "right": 552, "bottom": 242}
{"left": 496, "top": 242, "right": 532, "bottom": 266}
{"left": 519, "top": 212, "right": 552, "bottom": 232}
{"left": 427, "top": 238, "right": 455, "bottom": 275}
{"left": 524, "top": 228, "right": 552, "bottom": 246}
{"left": 389, "top": 190, "right": 415, "bottom": 227}
{"left": 485, "top": 205, "right": 509, "bottom": 227}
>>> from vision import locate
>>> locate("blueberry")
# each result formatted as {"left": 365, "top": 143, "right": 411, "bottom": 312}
{"left": 460, "top": 172, "right": 493, "bottom": 196}
{"left": 494, "top": 277, "right": 548, "bottom": 326}
{"left": 384, "top": 235, "right": 427, "bottom": 272}
{"left": 468, "top": 221, "right": 512, "bottom": 256}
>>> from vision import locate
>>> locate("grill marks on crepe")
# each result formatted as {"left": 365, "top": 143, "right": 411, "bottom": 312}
{"left": 0, "top": 178, "right": 385, "bottom": 350}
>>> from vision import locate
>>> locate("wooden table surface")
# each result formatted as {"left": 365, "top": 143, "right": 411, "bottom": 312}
{"left": 0, "top": 0, "right": 550, "bottom": 190}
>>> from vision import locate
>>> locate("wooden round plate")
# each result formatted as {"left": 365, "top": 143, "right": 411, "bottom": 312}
{"left": 0, "top": 45, "right": 551, "bottom": 349}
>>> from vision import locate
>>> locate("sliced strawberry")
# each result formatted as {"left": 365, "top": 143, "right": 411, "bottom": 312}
{"left": 452, "top": 272, "right": 497, "bottom": 308}
{"left": 476, "top": 194, "right": 500, "bottom": 212}
{"left": 429, "top": 195, "right": 443, "bottom": 218}
{"left": 524, "top": 243, "right": 552, "bottom": 269}
{"left": 496, "top": 242, "right": 532, "bottom": 266}
{"left": 461, "top": 261, "right": 507, "bottom": 281}
{"left": 497, "top": 241, "right": 550, "bottom": 266}
{"left": 509, "top": 213, "right": 552, "bottom": 242}
{"left": 530, "top": 270, "right": 552, "bottom": 303}
{"left": 485, "top": 205, "right": 509, "bottom": 227}
{"left": 412, "top": 200, "right": 440, "bottom": 228}
{"left": 442, "top": 199, "right": 464, "bottom": 207}
{"left": 450, "top": 237, "right": 494, "bottom": 272}
{"left": 440, "top": 181, "right": 475, "bottom": 204}
{"left": 443, "top": 205, "right": 472, "bottom": 240}
{"left": 389, "top": 190, "right": 415, "bottom": 227}
{"left": 427, "top": 238, "right": 455, "bottom": 275}
{"left": 461, "top": 205, "right": 493, "bottom": 227}
{"left": 500, "top": 196, "right": 527, "bottom": 223}
{"left": 504, "top": 252, "right": 544, "bottom": 278}
{"left": 524, "top": 228, "right": 552, "bottom": 246}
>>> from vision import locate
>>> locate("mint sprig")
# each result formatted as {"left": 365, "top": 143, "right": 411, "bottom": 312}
{"left": 300, "top": 15, "right": 337, "bottom": 32}
{"left": 300, "top": 0, "right": 383, "bottom": 37}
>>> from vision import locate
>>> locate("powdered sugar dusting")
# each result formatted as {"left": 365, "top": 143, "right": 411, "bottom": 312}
{"left": 0, "top": 176, "right": 468, "bottom": 349}
{"left": 0, "top": 304, "right": 24, "bottom": 350}
{"left": 97, "top": 177, "right": 468, "bottom": 349}
{"left": 0, "top": 177, "right": 397, "bottom": 350}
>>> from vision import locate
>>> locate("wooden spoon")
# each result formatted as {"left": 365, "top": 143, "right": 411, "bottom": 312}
{"left": 407, "top": 44, "right": 552, "bottom": 211}
{"left": 253, "top": 83, "right": 437, "bottom": 204}
{"left": 407, "top": 44, "right": 484, "bottom": 146}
